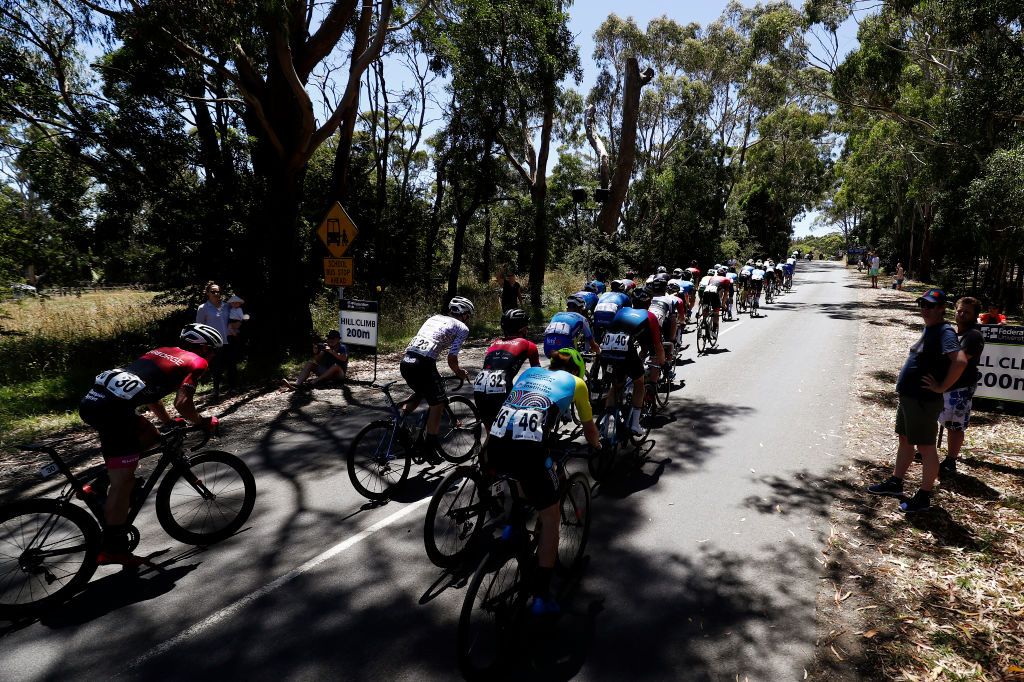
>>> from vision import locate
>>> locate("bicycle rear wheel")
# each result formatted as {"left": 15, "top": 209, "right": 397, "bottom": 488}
{"left": 347, "top": 419, "right": 411, "bottom": 501}
{"left": 0, "top": 498, "right": 100, "bottom": 619}
{"left": 589, "top": 413, "right": 620, "bottom": 482}
{"left": 439, "top": 396, "right": 482, "bottom": 464}
{"left": 423, "top": 466, "right": 491, "bottom": 568}
{"left": 556, "top": 473, "right": 591, "bottom": 575}
{"left": 156, "top": 450, "right": 256, "bottom": 545}
{"left": 457, "top": 551, "right": 528, "bottom": 680}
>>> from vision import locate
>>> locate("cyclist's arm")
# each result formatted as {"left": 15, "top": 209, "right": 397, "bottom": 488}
{"left": 149, "top": 401, "right": 173, "bottom": 425}
{"left": 645, "top": 313, "right": 667, "bottom": 365}
{"left": 447, "top": 353, "right": 469, "bottom": 380}
{"left": 173, "top": 384, "right": 203, "bottom": 423}
{"left": 571, "top": 377, "right": 601, "bottom": 448}
{"left": 528, "top": 342, "right": 541, "bottom": 367}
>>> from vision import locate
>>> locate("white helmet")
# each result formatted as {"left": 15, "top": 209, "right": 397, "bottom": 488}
{"left": 448, "top": 296, "right": 475, "bottom": 316}
{"left": 180, "top": 322, "right": 224, "bottom": 348}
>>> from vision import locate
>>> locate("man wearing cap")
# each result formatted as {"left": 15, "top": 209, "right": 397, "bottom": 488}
{"left": 283, "top": 330, "right": 349, "bottom": 390}
{"left": 867, "top": 288, "right": 968, "bottom": 513}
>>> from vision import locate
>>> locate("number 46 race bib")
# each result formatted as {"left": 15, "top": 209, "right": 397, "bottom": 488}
{"left": 489, "top": 407, "right": 545, "bottom": 442}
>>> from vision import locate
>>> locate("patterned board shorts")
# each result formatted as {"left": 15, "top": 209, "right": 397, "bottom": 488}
{"left": 939, "top": 387, "right": 975, "bottom": 431}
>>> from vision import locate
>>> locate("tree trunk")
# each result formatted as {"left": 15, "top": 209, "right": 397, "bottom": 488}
{"left": 596, "top": 58, "right": 654, "bottom": 236}
{"left": 480, "top": 203, "right": 492, "bottom": 283}
{"left": 423, "top": 156, "right": 447, "bottom": 282}
{"left": 447, "top": 210, "right": 471, "bottom": 299}
{"left": 330, "top": 0, "right": 373, "bottom": 205}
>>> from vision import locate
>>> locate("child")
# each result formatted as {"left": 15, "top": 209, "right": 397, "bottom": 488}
{"left": 227, "top": 295, "right": 248, "bottom": 338}
{"left": 979, "top": 302, "right": 1006, "bottom": 325}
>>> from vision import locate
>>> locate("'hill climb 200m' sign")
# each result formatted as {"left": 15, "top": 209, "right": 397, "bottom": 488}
{"left": 339, "top": 299, "right": 379, "bottom": 348}
{"left": 976, "top": 325, "right": 1024, "bottom": 404}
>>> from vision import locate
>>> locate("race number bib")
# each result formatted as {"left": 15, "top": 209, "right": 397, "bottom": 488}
{"left": 704, "top": 283, "right": 718, "bottom": 294}
{"left": 544, "top": 321, "right": 571, "bottom": 337}
{"left": 408, "top": 335, "right": 439, "bottom": 355}
{"left": 95, "top": 369, "right": 147, "bottom": 400}
{"left": 595, "top": 302, "right": 619, "bottom": 315}
{"left": 489, "top": 406, "right": 545, "bottom": 442}
{"left": 474, "top": 370, "right": 507, "bottom": 394}
{"left": 601, "top": 331, "right": 628, "bottom": 353}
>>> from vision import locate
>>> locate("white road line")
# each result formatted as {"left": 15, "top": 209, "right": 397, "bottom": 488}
{"left": 120, "top": 496, "right": 431, "bottom": 673}
{"left": 719, "top": 321, "right": 745, "bottom": 335}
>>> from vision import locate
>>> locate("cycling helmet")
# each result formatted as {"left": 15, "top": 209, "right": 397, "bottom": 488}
{"left": 448, "top": 296, "right": 475, "bottom": 316}
{"left": 649, "top": 278, "right": 667, "bottom": 295}
{"left": 746, "top": 259, "right": 754, "bottom": 265}
{"left": 756, "top": 260, "right": 763, "bottom": 267}
{"left": 672, "top": 268, "right": 683, "bottom": 277}
{"left": 632, "top": 287, "right": 653, "bottom": 305}
{"left": 500, "top": 308, "right": 529, "bottom": 334}
{"left": 656, "top": 265, "right": 667, "bottom": 274}
{"left": 717, "top": 267, "right": 727, "bottom": 276}
{"left": 584, "top": 281, "right": 599, "bottom": 294}
{"left": 566, "top": 294, "right": 586, "bottom": 311}
{"left": 610, "top": 279, "right": 625, "bottom": 293}
{"left": 680, "top": 270, "right": 692, "bottom": 281}
{"left": 180, "top": 322, "right": 224, "bottom": 348}
{"left": 667, "top": 281, "right": 681, "bottom": 294}
{"left": 554, "top": 347, "right": 587, "bottom": 378}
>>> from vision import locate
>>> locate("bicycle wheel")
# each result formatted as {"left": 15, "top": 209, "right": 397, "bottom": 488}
{"left": 656, "top": 368, "right": 672, "bottom": 408}
{"left": 457, "top": 551, "right": 528, "bottom": 680}
{"left": 156, "top": 450, "right": 256, "bottom": 546}
{"left": 589, "top": 413, "right": 619, "bottom": 482}
{"left": 0, "top": 498, "right": 100, "bottom": 619}
{"left": 709, "top": 317, "right": 720, "bottom": 349}
{"left": 347, "top": 419, "right": 411, "bottom": 501}
{"left": 696, "top": 315, "right": 708, "bottom": 354}
{"left": 556, "top": 473, "right": 591, "bottom": 575}
{"left": 439, "top": 396, "right": 482, "bottom": 464}
{"left": 423, "top": 466, "right": 491, "bottom": 568}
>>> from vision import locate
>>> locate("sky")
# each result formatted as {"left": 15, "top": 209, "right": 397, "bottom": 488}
{"left": 565, "top": 0, "right": 863, "bottom": 238}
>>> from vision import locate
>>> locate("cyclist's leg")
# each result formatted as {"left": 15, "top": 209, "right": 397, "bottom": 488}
{"left": 626, "top": 349, "right": 646, "bottom": 432}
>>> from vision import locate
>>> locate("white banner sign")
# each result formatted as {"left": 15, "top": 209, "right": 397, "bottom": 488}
{"left": 975, "top": 325, "right": 1024, "bottom": 404}
{"left": 339, "top": 299, "right": 379, "bottom": 348}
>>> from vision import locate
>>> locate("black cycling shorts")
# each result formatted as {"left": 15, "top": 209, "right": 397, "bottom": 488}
{"left": 78, "top": 395, "right": 152, "bottom": 469}
{"left": 485, "top": 437, "right": 560, "bottom": 510}
{"left": 473, "top": 392, "right": 507, "bottom": 425}
{"left": 400, "top": 353, "right": 447, "bottom": 406}
{"left": 605, "top": 345, "right": 645, "bottom": 381}
{"left": 700, "top": 290, "right": 722, "bottom": 309}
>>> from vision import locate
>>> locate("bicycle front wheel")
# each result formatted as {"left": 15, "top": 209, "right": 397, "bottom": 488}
{"left": 0, "top": 498, "right": 100, "bottom": 619}
{"left": 457, "top": 551, "right": 528, "bottom": 680}
{"left": 556, "top": 473, "right": 591, "bottom": 575}
{"left": 347, "top": 419, "right": 411, "bottom": 500}
{"left": 696, "top": 317, "right": 708, "bottom": 354}
{"left": 439, "top": 396, "right": 482, "bottom": 464}
{"left": 156, "top": 450, "right": 256, "bottom": 545}
{"left": 424, "top": 466, "right": 491, "bottom": 568}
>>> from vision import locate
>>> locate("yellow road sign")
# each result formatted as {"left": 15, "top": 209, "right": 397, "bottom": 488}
{"left": 317, "top": 202, "right": 358, "bottom": 258}
{"left": 324, "top": 258, "right": 354, "bottom": 286}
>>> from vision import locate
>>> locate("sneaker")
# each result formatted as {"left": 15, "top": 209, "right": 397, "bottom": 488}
{"left": 899, "top": 490, "right": 932, "bottom": 514}
{"left": 939, "top": 457, "right": 957, "bottom": 477}
{"left": 96, "top": 551, "right": 149, "bottom": 569}
{"left": 529, "top": 595, "right": 561, "bottom": 616}
{"left": 867, "top": 476, "right": 903, "bottom": 497}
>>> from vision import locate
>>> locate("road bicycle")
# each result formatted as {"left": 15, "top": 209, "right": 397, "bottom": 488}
{"left": 454, "top": 448, "right": 591, "bottom": 680}
{"left": 346, "top": 378, "right": 482, "bottom": 500}
{"left": 765, "top": 278, "right": 775, "bottom": 304}
{"left": 588, "top": 363, "right": 658, "bottom": 482}
{"left": 695, "top": 301, "right": 720, "bottom": 355}
{"left": 737, "top": 282, "right": 750, "bottom": 314}
{"left": 0, "top": 424, "right": 256, "bottom": 620}
{"left": 784, "top": 272, "right": 793, "bottom": 292}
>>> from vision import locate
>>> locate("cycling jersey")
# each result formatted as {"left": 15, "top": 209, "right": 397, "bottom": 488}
{"left": 678, "top": 280, "right": 695, "bottom": 295}
{"left": 685, "top": 267, "right": 701, "bottom": 279}
{"left": 651, "top": 295, "right": 678, "bottom": 320}
{"left": 81, "top": 346, "right": 208, "bottom": 410}
{"left": 474, "top": 337, "right": 540, "bottom": 396}
{"left": 786, "top": 258, "right": 796, "bottom": 267}
{"left": 489, "top": 367, "right": 592, "bottom": 442}
{"left": 543, "top": 311, "right": 593, "bottom": 357}
{"left": 783, "top": 263, "right": 794, "bottom": 275}
{"left": 601, "top": 307, "right": 660, "bottom": 356}
{"left": 740, "top": 265, "right": 754, "bottom": 277}
{"left": 405, "top": 314, "right": 469, "bottom": 360}
{"left": 572, "top": 291, "right": 599, "bottom": 313}
{"left": 594, "top": 291, "right": 630, "bottom": 328}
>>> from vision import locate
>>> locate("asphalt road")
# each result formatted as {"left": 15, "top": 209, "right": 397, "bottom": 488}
{"left": 0, "top": 261, "right": 860, "bottom": 681}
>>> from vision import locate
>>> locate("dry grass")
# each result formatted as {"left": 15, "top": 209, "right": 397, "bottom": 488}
{"left": 816, "top": 269, "right": 1024, "bottom": 681}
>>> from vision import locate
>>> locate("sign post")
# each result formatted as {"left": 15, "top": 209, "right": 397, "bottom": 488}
{"left": 339, "top": 299, "right": 380, "bottom": 384}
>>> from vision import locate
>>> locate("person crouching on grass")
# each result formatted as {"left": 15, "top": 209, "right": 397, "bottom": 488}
{"left": 866, "top": 289, "right": 968, "bottom": 513}
{"left": 283, "top": 330, "right": 348, "bottom": 390}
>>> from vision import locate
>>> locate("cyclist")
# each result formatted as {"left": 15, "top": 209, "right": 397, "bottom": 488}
{"left": 78, "top": 322, "right": 222, "bottom": 565}
{"left": 484, "top": 347, "right": 601, "bottom": 614}
{"left": 645, "top": 265, "right": 668, "bottom": 285}
{"left": 763, "top": 260, "right": 777, "bottom": 299}
{"left": 783, "top": 259, "right": 795, "bottom": 288}
{"left": 400, "top": 297, "right": 475, "bottom": 462}
{"left": 685, "top": 260, "right": 701, "bottom": 280}
{"left": 750, "top": 261, "right": 767, "bottom": 312}
{"left": 594, "top": 287, "right": 631, "bottom": 337}
{"left": 601, "top": 288, "right": 667, "bottom": 435}
{"left": 724, "top": 266, "right": 739, "bottom": 320}
{"left": 647, "top": 274, "right": 679, "bottom": 360}
{"left": 544, "top": 296, "right": 600, "bottom": 358}
{"left": 696, "top": 268, "right": 725, "bottom": 335}
{"left": 738, "top": 260, "right": 754, "bottom": 309}
{"left": 572, "top": 283, "right": 601, "bottom": 321}
{"left": 588, "top": 273, "right": 607, "bottom": 295}
{"left": 474, "top": 309, "right": 540, "bottom": 428}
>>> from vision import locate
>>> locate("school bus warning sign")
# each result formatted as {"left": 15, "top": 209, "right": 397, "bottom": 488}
{"left": 323, "top": 258, "right": 353, "bottom": 286}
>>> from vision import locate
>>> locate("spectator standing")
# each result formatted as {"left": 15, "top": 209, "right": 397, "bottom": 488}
{"left": 978, "top": 302, "right": 1007, "bottom": 325}
{"left": 938, "top": 296, "right": 985, "bottom": 477}
{"left": 867, "top": 288, "right": 967, "bottom": 513}
{"left": 196, "top": 281, "right": 231, "bottom": 398}
{"left": 894, "top": 262, "right": 905, "bottom": 290}
{"left": 499, "top": 268, "right": 523, "bottom": 313}
{"left": 283, "top": 330, "right": 348, "bottom": 390}
{"left": 869, "top": 251, "right": 881, "bottom": 288}
{"left": 224, "top": 295, "right": 248, "bottom": 392}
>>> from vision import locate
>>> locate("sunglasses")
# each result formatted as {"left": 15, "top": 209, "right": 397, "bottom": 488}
{"left": 209, "top": 290, "right": 221, "bottom": 295}
{"left": 918, "top": 301, "right": 939, "bottom": 310}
